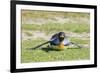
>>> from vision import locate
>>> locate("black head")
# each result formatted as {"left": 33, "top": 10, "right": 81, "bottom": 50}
{"left": 58, "top": 32, "right": 65, "bottom": 42}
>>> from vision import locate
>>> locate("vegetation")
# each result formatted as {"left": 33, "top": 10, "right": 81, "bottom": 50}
{"left": 21, "top": 10, "right": 90, "bottom": 63}
{"left": 21, "top": 38, "right": 90, "bottom": 63}
{"left": 22, "top": 22, "right": 90, "bottom": 34}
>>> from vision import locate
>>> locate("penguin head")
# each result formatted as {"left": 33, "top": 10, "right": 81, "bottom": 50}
{"left": 58, "top": 32, "right": 65, "bottom": 42}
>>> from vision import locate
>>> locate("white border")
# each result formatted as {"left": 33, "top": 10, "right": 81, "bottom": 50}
{"left": 16, "top": 4, "right": 95, "bottom": 69}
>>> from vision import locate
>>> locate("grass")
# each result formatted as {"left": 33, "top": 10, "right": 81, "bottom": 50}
{"left": 22, "top": 10, "right": 90, "bottom": 19}
{"left": 22, "top": 22, "right": 90, "bottom": 34}
{"left": 22, "top": 10, "right": 90, "bottom": 34}
{"left": 24, "top": 31, "right": 33, "bottom": 36}
{"left": 21, "top": 10, "right": 90, "bottom": 63}
{"left": 69, "top": 37, "right": 90, "bottom": 44}
{"left": 22, "top": 48, "right": 90, "bottom": 63}
{"left": 21, "top": 38, "right": 90, "bottom": 63}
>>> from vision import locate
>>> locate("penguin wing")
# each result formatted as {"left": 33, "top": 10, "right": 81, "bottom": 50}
{"left": 51, "top": 33, "right": 58, "bottom": 40}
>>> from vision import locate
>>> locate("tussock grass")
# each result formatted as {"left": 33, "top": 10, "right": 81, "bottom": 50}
{"left": 22, "top": 10, "right": 89, "bottom": 19}
{"left": 22, "top": 23, "right": 90, "bottom": 34}
{"left": 24, "top": 31, "right": 33, "bottom": 36}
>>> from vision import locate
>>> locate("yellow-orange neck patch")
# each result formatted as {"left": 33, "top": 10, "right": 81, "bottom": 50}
{"left": 59, "top": 43, "right": 64, "bottom": 49}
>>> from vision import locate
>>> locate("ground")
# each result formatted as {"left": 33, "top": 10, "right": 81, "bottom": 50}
{"left": 21, "top": 10, "right": 90, "bottom": 63}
